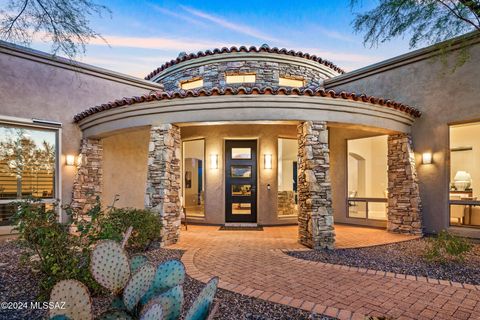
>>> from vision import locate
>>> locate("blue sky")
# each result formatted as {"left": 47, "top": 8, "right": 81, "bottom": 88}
{"left": 32, "top": 0, "right": 413, "bottom": 78}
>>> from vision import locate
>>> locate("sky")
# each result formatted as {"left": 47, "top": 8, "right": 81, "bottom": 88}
{"left": 30, "top": 0, "right": 414, "bottom": 78}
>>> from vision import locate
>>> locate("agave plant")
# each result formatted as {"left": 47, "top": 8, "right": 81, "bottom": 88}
{"left": 49, "top": 239, "right": 218, "bottom": 320}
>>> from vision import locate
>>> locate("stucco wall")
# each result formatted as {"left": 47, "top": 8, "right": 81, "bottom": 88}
{"left": 0, "top": 42, "right": 161, "bottom": 224}
{"left": 326, "top": 38, "right": 480, "bottom": 235}
{"left": 102, "top": 128, "right": 150, "bottom": 209}
{"left": 180, "top": 123, "right": 298, "bottom": 225}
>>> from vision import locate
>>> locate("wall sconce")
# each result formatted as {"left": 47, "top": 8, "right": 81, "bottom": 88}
{"left": 264, "top": 154, "right": 272, "bottom": 169}
{"left": 422, "top": 152, "right": 432, "bottom": 164}
{"left": 210, "top": 154, "right": 218, "bottom": 169}
{"left": 65, "top": 155, "right": 76, "bottom": 166}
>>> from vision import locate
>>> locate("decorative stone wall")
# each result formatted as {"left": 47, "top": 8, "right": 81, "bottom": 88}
{"left": 71, "top": 138, "right": 103, "bottom": 215}
{"left": 159, "top": 60, "right": 327, "bottom": 91}
{"left": 277, "top": 191, "right": 298, "bottom": 216}
{"left": 145, "top": 124, "right": 182, "bottom": 246}
{"left": 297, "top": 121, "right": 335, "bottom": 249}
{"left": 387, "top": 134, "right": 423, "bottom": 235}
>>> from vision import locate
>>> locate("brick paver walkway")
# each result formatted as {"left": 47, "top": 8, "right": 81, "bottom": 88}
{"left": 170, "top": 225, "right": 480, "bottom": 320}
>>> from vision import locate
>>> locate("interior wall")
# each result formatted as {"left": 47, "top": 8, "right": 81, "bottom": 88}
{"left": 180, "top": 123, "right": 298, "bottom": 225}
{"left": 330, "top": 126, "right": 390, "bottom": 227}
{"left": 102, "top": 128, "right": 150, "bottom": 209}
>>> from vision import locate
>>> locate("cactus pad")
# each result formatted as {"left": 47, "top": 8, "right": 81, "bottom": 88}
{"left": 123, "top": 263, "right": 155, "bottom": 311}
{"left": 90, "top": 240, "right": 131, "bottom": 294}
{"left": 97, "top": 310, "right": 133, "bottom": 320}
{"left": 49, "top": 279, "right": 92, "bottom": 320}
{"left": 146, "top": 285, "right": 184, "bottom": 320}
{"left": 110, "top": 295, "right": 125, "bottom": 310}
{"left": 141, "top": 259, "right": 185, "bottom": 304}
{"left": 139, "top": 302, "right": 164, "bottom": 320}
{"left": 185, "top": 277, "right": 219, "bottom": 320}
{"left": 130, "top": 254, "right": 148, "bottom": 273}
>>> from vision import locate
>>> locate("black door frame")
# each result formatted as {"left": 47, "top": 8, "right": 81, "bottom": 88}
{"left": 225, "top": 139, "right": 258, "bottom": 223}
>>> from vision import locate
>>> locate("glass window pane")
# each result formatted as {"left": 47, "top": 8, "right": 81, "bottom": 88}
{"left": 180, "top": 78, "right": 203, "bottom": 90}
{"left": 0, "top": 203, "right": 16, "bottom": 226}
{"left": 449, "top": 122, "right": 480, "bottom": 227}
{"left": 226, "top": 74, "right": 256, "bottom": 84}
{"left": 277, "top": 138, "right": 298, "bottom": 217}
{"left": 348, "top": 200, "right": 367, "bottom": 218}
{"left": 231, "top": 147, "right": 251, "bottom": 159}
{"left": 183, "top": 139, "right": 205, "bottom": 217}
{"left": 0, "top": 124, "right": 56, "bottom": 200}
{"left": 232, "top": 185, "right": 251, "bottom": 196}
{"left": 231, "top": 165, "right": 251, "bottom": 178}
{"left": 368, "top": 202, "right": 387, "bottom": 220}
{"left": 232, "top": 202, "right": 251, "bottom": 215}
{"left": 279, "top": 77, "right": 304, "bottom": 87}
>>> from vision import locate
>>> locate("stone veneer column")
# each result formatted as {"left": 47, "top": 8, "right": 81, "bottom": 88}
{"left": 71, "top": 138, "right": 103, "bottom": 214}
{"left": 387, "top": 134, "right": 423, "bottom": 235}
{"left": 297, "top": 121, "right": 335, "bottom": 249}
{"left": 145, "top": 124, "right": 182, "bottom": 246}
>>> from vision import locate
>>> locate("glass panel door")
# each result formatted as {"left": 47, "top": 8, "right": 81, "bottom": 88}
{"left": 225, "top": 140, "right": 257, "bottom": 223}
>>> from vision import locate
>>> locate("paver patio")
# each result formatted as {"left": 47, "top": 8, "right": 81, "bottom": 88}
{"left": 170, "top": 225, "right": 480, "bottom": 320}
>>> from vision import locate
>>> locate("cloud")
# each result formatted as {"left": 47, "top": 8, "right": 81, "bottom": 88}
{"left": 299, "top": 47, "right": 384, "bottom": 64}
{"left": 149, "top": 5, "right": 209, "bottom": 27}
{"left": 88, "top": 35, "right": 235, "bottom": 52}
{"left": 180, "top": 6, "right": 282, "bottom": 43}
{"left": 314, "top": 27, "right": 356, "bottom": 43}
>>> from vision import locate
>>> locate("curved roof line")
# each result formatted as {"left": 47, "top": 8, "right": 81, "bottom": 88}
{"left": 144, "top": 45, "right": 346, "bottom": 80}
{"left": 73, "top": 86, "right": 421, "bottom": 123}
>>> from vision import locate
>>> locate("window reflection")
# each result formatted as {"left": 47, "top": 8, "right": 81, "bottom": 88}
{"left": 277, "top": 138, "right": 298, "bottom": 217}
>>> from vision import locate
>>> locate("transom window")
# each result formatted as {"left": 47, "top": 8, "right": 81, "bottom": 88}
{"left": 180, "top": 78, "right": 203, "bottom": 90}
{"left": 0, "top": 122, "right": 58, "bottom": 226}
{"left": 225, "top": 73, "right": 256, "bottom": 84}
{"left": 279, "top": 76, "right": 304, "bottom": 88}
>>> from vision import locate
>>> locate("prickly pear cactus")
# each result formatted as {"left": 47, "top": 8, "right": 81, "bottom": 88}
{"left": 90, "top": 240, "right": 131, "bottom": 294}
{"left": 97, "top": 310, "right": 133, "bottom": 320}
{"left": 130, "top": 255, "right": 148, "bottom": 273}
{"left": 123, "top": 263, "right": 155, "bottom": 311}
{"left": 139, "top": 302, "right": 163, "bottom": 320}
{"left": 184, "top": 277, "right": 219, "bottom": 320}
{"left": 141, "top": 259, "right": 185, "bottom": 305}
{"left": 49, "top": 279, "right": 93, "bottom": 320}
{"left": 146, "top": 285, "right": 183, "bottom": 320}
{"left": 110, "top": 296, "right": 125, "bottom": 310}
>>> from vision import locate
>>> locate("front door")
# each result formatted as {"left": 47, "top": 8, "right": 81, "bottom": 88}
{"left": 225, "top": 140, "right": 257, "bottom": 223}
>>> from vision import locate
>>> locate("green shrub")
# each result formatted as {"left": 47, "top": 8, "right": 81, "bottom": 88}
{"left": 424, "top": 230, "right": 473, "bottom": 263}
{"left": 12, "top": 199, "right": 101, "bottom": 300}
{"left": 72, "top": 197, "right": 162, "bottom": 251}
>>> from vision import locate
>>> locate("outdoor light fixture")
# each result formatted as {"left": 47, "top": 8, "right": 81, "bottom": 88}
{"left": 264, "top": 154, "right": 272, "bottom": 169}
{"left": 210, "top": 154, "right": 218, "bottom": 169}
{"left": 66, "top": 155, "right": 76, "bottom": 166}
{"left": 422, "top": 152, "right": 432, "bottom": 164}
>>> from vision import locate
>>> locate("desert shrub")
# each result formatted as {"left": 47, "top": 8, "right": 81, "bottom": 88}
{"left": 424, "top": 230, "right": 473, "bottom": 263}
{"left": 72, "top": 197, "right": 162, "bottom": 251}
{"left": 12, "top": 199, "right": 101, "bottom": 299}
{"left": 106, "top": 207, "right": 162, "bottom": 251}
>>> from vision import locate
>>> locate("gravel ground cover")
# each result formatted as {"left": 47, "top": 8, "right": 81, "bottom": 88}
{"left": 288, "top": 238, "right": 480, "bottom": 285}
{"left": 0, "top": 240, "right": 335, "bottom": 320}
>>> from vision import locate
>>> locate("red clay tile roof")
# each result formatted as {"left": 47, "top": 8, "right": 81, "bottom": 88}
{"left": 144, "top": 45, "right": 346, "bottom": 80}
{"left": 73, "top": 86, "right": 421, "bottom": 123}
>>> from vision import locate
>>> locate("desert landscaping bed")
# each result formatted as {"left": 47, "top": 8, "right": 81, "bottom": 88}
{"left": 0, "top": 240, "right": 335, "bottom": 320}
{"left": 287, "top": 238, "right": 480, "bottom": 285}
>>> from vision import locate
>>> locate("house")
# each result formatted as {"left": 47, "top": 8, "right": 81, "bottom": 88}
{"left": 1, "top": 32, "right": 479, "bottom": 248}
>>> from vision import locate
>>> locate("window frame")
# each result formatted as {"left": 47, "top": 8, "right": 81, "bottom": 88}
{"left": 448, "top": 121, "right": 480, "bottom": 229}
{"left": 180, "top": 77, "right": 204, "bottom": 90}
{"left": 277, "top": 137, "right": 299, "bottom": 218}
{"left": 278, "top": 76, "right": 305, "bottom": 88}
{"left": 0, "top": 116, "right": 62, "bottom": 225}
{"left": 225, "top": 72, "right": 256, "bottom": 84}
{"left": 345, "top": 135, "right": 388, "bottom": 221}
{"left": 181, "top": 138, "right": 206, "bottom": 218}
